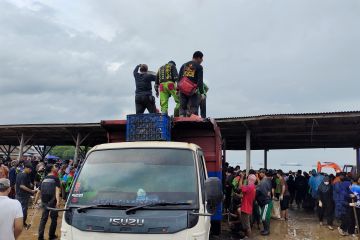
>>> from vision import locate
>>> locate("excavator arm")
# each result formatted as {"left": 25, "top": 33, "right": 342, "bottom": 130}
{"left": 317, "top": 161, "right": 342, "bottom": 173}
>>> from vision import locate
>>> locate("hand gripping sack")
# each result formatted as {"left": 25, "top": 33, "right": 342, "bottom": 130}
{"left": 178, "top": 77, "right": 197, "bottom": 96}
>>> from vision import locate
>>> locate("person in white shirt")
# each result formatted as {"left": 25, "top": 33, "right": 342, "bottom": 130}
{"left": 0, "top": 178, "right": 23, "bottom": 240}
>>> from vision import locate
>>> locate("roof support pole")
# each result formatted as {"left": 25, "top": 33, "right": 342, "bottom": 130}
{"left": 246, "top": 130, "right": 251, "bottom": 175}
{"left": 17, "top": 134, "right": 33, "bottom": 161}
{"left": 18, "top": 133, "right": 24, "bottom": 161}
{"left": 264, "top": 149, "right": 268, "bottom": 169}
{"left": 74, "top": 133, "right": 81, "bottom": 166}
{"left": 79, "top": 146, "right": 89, "bottom": 161}
{"left": 34, "top": 145, "right": 53, "bottom": 162}
{"left": 72, "top": 132, "right": 90, "bottom": 165}
{"left": 0, "top": 145, "right": 16, "bottom": 162}
{"left": 356, "top": 148, "right": 360, "bottom": 176}
{"left": 222, "top": 138, "right": 227, "bottom": 166}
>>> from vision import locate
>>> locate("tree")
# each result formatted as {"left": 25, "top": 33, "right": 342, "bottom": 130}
{"left": 50, "top": 146, "right": 75, "bottom": 160}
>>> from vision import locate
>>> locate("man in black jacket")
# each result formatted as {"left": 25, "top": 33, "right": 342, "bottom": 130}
{"left": 295, "top": 170, "right": 307, "bottom": 208}
{"left": 178, "top": 51, "right": 204, "bottom": 117}
{"left": 133, "top": 64, "right": 157, "bottom": 114}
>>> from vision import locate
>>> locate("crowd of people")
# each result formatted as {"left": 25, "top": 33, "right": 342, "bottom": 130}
{"left": 2, "top": 157, "right": 360, "bottom": 240}
{"left": 0, "top": 157, "right": 80, "bottom": 240}
{"left": 133, "top": 51, "right": 208, "bottom": 118}
{"left": 223, "top": 163, "right": 360, "bottom": 239}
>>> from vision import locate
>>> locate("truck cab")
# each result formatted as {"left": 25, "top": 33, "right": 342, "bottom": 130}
{"left": 61, "top": 141, "right": 222, "bottom": 240}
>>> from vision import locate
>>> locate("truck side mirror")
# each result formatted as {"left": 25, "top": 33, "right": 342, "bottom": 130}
{"left": 205, "top": 177, "right": 222, "bottom": 214}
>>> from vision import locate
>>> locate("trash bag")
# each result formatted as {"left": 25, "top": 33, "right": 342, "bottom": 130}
{"left": 271, "top": 199, "right": 281, "bottom": 219}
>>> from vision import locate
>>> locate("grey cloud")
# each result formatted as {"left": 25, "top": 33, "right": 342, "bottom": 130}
{"left": 1, "top": 0, "right": 360, "bottom": 126}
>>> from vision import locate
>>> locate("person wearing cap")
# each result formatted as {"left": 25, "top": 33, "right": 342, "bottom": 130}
{"left": 0, "top": 178, "right": 24, "bottom": 240}
{"left": 238, "top": 173, "right": 257, "bottom": 238}
{"left": 155, "top": 61, "right": 180, "bottom": 117}
{"left": 15, "top": 162, "right": 36, "bottom": 228}
{"left": 34, "top": 164, "right": 61, "bottom": 240}
{"left": 133, "top": 63, "right": 157, "bottom": 114}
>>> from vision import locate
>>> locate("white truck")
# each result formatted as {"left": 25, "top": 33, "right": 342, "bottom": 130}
{"left": 59, "top": 142, "right": 222, "bottom": 240}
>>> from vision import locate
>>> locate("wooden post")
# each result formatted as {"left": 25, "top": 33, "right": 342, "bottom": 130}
{"left": 18, "top": 133, "right": 24, "bottom": 161}
{"left": 264, "top": 149, "right": 268, "bottom": 169}
{"left": 74, "top": 133, "right": 81, "bottom": 165}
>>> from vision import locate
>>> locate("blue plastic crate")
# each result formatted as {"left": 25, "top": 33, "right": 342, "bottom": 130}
{"left": 126, "top": 113, "right": 171, "bottom": 141}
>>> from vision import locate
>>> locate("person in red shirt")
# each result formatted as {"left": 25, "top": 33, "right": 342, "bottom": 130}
{"left": 239, "top": 173, "right": 257, "bottom": 238}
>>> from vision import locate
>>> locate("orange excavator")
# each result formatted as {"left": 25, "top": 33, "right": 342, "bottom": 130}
{"left": 317, "top": 161, "right": 342, "bottom": 173}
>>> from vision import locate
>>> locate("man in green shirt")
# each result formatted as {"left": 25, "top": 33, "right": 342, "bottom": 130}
{"left": 198, "top": 83, "right": 209, "bottom": 118}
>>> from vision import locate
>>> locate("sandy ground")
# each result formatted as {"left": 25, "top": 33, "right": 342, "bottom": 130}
{"left": 19, "top": 206, "right": 359, "bottom": 240}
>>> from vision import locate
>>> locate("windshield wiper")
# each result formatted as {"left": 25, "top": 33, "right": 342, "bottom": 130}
{"left": 77, "top": 204, "right": 127, "bottom": 213}
{"left": 125, "top": 202, "right": 191, "bottom": 214}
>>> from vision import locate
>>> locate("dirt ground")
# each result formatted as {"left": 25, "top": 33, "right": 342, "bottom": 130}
{"left": 18, "top": 207, "right": 63, "bottom": 240}
{"left": 19, "top": 207, "right": 359, "bottom": 240}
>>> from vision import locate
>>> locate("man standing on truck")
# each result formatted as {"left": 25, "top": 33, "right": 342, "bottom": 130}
{"left": 133, "top": 64, "right": 157, "bottom": 114}
{"left": 178, "top": 51, "right": 205, "bottom": 117}
{"left": 155, "top": 61, "right": 180, "bottom": 116}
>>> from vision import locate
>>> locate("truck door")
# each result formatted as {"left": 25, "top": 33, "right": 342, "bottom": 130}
{"left": 197, "top": 150, "right": 211, "bottom": 235}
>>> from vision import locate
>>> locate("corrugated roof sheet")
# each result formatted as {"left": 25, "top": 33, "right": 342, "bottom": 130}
{"left": 215, "top": 111, "right": 360, "bottom": 121}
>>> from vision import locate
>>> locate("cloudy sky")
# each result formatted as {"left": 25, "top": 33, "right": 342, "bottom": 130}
{"left": 1, "top": 0, "right": 359, "bottom": 169}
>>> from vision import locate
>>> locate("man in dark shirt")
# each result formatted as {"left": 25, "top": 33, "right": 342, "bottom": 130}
{"left": 133, "top": 64, "right": 157, "bottom": 114}
{"left": 178, "top": 51, "right": 204, "bottom": 117}
{"left": 256, "top": 170, "right": 273, "bottom": 236}
{"left": 34, "top": 164, "right": 61, "bottom": 240}
{"left": 9, "top": 160, "right": 18, "bottom": 199}
{"left": 16, "top": 162, "right": 36, "bottom": 227}
{"left": 295, "top": 170, "right": 307, "bottom": 208}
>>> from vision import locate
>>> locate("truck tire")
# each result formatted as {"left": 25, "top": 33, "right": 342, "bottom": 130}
{"left": 210, "top": 220, "right": 221, "bottom": 235}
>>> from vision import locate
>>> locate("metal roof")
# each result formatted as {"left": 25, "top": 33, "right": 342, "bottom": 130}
{"left": 216, "top": 111, "right": 360, "bottom": 150}
{"left": 0, "top": 111, "right": 360, "bottom": 150}
{"left": 216, "top": 111, "right": 360, "bottom": 120}
{"left": 0, "top": 123, "right": 107, "bottom": 146}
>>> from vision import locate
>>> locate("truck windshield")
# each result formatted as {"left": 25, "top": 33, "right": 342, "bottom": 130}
{"left": 68, "top": 148, "right": 198, "bottom": 209}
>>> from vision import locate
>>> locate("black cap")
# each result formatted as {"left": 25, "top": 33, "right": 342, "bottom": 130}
{"left": 168, "top": 61, "right": 176, "bottom": 66}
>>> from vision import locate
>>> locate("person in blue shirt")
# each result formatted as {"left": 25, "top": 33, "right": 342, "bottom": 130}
{"left": 309, "top": 169, "right": 324, "bottom": 200}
